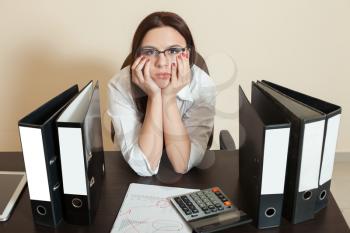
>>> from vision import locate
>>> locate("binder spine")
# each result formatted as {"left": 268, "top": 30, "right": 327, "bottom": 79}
{"left": 19, "top": 126, "right": 62, "bottom": 226}
{"left": 57, "top": 126, "right": 90, "bottom": 224}
{"left": 293, "top": 120, "right": 325, "bottom": 223}
{"left": 316, "top": 113, "right": 341, "bottom": 212}
{"left": 258, "top": 127, "right": 289, "bottom": 229}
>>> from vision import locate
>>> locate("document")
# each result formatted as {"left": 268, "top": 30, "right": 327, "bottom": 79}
{"left": 110, "top": 183, "right": 198, "bottom": 233}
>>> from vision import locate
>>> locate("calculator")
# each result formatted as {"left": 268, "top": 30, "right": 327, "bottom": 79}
{"left": 170, "top": 187, "right": 252, "bottom": 233}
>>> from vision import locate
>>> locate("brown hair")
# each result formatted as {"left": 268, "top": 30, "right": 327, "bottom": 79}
{"left": 129, "top": 11, "right": 196, "bottom": 122}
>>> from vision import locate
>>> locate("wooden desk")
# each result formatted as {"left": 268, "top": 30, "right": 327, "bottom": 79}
{"left": 0, "top": 151, "right": 349, "bottom": 233}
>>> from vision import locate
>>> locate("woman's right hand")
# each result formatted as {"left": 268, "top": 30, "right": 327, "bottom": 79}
{"left": 131, "top": 56, "right": 160, "bottom": 98}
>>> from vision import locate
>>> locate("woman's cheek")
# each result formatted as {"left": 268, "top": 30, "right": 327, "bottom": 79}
{"left": 149, "top": 66, "right": 156, "bottom": 79}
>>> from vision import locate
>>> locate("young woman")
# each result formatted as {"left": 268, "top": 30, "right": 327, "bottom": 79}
{"left": 108, "top": 12, "right": 216, "bottom": 176}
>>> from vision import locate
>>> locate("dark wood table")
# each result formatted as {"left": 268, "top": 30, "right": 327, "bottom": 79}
{"left": 0, "top": 151, "right": 349, "bottom": 233}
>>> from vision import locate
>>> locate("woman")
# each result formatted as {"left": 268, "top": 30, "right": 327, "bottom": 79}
{"left": 108, "top": 12, "right": 216, "bottom": 176}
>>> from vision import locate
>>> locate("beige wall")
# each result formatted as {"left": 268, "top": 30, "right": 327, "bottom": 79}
{"left": 1, "top": 0, "right": 349, "bottom": 152}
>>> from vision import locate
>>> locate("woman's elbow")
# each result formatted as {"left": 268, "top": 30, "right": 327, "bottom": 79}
{"left": 136, "top": 171, "right": 155, "bottom": 177}
{"left": 173, "top": 165, "right": 189, "bottom": 174}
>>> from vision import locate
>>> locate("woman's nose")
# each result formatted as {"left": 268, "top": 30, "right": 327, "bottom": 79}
{"left": 154, "top": 53, "right": 169, "bottom": 68}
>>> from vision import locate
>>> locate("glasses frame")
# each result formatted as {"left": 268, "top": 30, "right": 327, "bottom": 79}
{"left": 136, "top": 46, "right": 191, "bottom": 58}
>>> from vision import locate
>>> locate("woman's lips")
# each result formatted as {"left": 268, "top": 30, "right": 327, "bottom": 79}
{"left": 155, "top": 73, "right": 171, "bottom": 79}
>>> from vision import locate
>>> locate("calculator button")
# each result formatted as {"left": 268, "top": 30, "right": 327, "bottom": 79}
{"left": 204, "top": 210, "right": 211, "bottom": 214}
{"left": 181, "top": 196, "right": 189, "bottom": 201}
{"left": 218, "top": 206, "right": 224, "bottom": 211}
{"left": 179, "top": 202, "right": 186, "bottom": 207}
{"left": 211, "top": 208, "right": 217, "bottom": 212}
{"left": 214, "top": 203, "right": 221, "bottom": 208}
{"left": 208, "top": 205, "right": 215, "bottom": 209}
{"left": 196, "top": 201, "right": 203, "bottom": 205}
{"left": 224, "top": 201, "right": 233, "bottom": 206}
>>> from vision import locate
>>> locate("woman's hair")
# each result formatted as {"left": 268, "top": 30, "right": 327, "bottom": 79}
{"left": 129, "top": 11, "right": 196, "bottom": 122}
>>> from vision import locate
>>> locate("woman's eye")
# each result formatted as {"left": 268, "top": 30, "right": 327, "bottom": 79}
{"left": 169, "top": 48, "right": 181, "bottom": 54}
{"left": 142, "top": 49, "right": 155, "bottom": 56}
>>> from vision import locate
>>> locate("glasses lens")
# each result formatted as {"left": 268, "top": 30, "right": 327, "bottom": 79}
{"left": 166, "top": 47, "right": 184, "bottom": 56}
{"left": 140, "top": 48, "right": 157, "bottom": 57}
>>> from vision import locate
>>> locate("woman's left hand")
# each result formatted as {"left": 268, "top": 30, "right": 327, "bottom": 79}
{"left": 162, "top": 51, "right": 191, "bottom": 99}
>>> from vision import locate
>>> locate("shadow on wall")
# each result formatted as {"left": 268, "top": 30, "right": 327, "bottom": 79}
{"left": 12, "top": 44, "right": 117, "bottom": 151}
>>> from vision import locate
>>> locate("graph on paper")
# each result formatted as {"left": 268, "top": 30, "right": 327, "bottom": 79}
{"left": 110, "top": 183, "right": 198, "bottom": 233}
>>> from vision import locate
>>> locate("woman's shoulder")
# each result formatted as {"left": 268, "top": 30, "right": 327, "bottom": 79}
{"left": 190, "top": 64, "right": 216, "bottom": 97}
{"left": 108, "top": 66, "right": 132, "bottom": 93}
{"left": 108, "top": 66, "right": 135, "bottom": 103}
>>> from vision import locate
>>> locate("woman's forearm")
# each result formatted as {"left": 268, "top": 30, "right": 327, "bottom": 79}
{"left": 162, "top": 96, "right": 191, "bottom": 173}
{"left": 138, "top": 93, "right": 163, "bottom": 170}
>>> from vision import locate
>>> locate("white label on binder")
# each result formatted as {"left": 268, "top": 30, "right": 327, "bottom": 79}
{"left": 319, "top": 114, "right": 341, "bottom": 185}
{"left": 261, "top": 127, "right": 290, "bottom": 195}
{"left": 58, "top": 127, "right": 87, "bottom": 195}
{"left": 298, "top": 120, "right": 325, "bottom": 192}
{"left": 19, "top": 126, "right": 50, "bottom": 201}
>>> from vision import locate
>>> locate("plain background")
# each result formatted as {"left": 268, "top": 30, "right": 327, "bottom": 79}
{"left": 1, "top": 0, "right": 349, "bottom": 153}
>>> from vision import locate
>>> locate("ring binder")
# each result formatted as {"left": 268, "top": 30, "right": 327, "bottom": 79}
{"left": 239, "top": 85, "right": 290, "bottom": 229}
{"left": 56, "top": 81, "right": 105, "bottom": 225}
{"left": 18, "top": 85, "right": 79, "bottom": 227}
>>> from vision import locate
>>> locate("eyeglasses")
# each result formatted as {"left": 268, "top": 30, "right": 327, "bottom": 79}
{"left": 137, "top": 47, "right": 190, "bottom": 59}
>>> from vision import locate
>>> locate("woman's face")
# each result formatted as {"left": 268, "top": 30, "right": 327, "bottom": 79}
{"left": 140, "top": 26, "right": 189, "bottom": 89}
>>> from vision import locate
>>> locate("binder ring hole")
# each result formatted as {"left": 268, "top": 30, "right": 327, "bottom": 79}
{"left": 320, "top": 190, "right": 327, "bottom": 200}
{"left": 72, "top": 198, "right": 83, "bottom": 208}
{"left": 36, "top": 205, "right": 47, "bottom": 216}
{"left": 303, "top": 191, "right": 312, "bottom": 200}
{"left": 265, "top": 207, "right": 276, "bottom": 218}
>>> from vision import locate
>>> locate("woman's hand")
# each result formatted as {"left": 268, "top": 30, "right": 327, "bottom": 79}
{"left": 131, "top": 56, "right": 160, "bottom": 98}
{"left": 162, "top": 52, "right": 191, "bottom": 100}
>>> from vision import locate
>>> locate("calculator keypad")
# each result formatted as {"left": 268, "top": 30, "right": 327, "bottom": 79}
{"left": 170, "top": 187, "right": 236, "bottom": 221}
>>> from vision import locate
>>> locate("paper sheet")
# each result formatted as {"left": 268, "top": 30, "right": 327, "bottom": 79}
{"left": 110, "top": 183, "right": 198, "bottom": 233}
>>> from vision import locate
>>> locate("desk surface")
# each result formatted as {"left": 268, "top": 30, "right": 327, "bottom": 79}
{"left": 0, "top": 151, "right": 349, "bottom": 233}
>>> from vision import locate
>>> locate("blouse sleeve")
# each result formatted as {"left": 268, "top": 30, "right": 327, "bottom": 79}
{"left": 182, "top": 82, "right": 216, "bottom": 172}
{"left": 107, "top": 79, "right": 160, "bottom": 176}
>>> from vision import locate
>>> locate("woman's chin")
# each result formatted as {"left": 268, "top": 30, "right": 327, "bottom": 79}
{"left": 154, "top": 79, "right": 170, "bottom": 89}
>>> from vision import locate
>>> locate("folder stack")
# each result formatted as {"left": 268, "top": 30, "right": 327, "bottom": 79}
{"left": 239, "top": 81, "right": 341, "bottom": 228}
{"left": 18, "top": 80, "right": 105, "bottom": 227}
{"left": 261, "top": 80, "right": 342, "bottom": 213}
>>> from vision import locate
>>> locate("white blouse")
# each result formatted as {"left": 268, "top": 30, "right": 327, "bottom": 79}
{"left": 107, "top": 64, "right": 216, "bottom": 176}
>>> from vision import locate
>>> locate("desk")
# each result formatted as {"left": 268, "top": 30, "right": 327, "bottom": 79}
{"left": 0, "top": 151, "right": 349, "bottom": 233}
